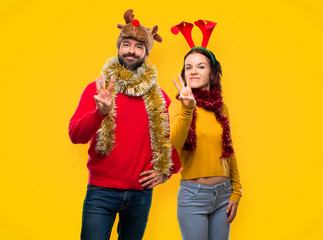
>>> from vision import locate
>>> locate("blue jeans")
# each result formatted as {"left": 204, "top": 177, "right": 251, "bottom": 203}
{"left": 177, "top": 178, "right": 232, "bottom": 240}
{"left": 81, "top": 184, "right": 153, "bottom": 240}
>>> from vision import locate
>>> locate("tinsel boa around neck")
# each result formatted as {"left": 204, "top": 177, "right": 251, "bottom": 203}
{"left": 179, "top": 87, "right": 234, "bottom": 160}
{"left": 101, "top": 57, "right": 157, "bottom": 96}
{"left": 95, "top": 57, "right": 173, "bottom": 175}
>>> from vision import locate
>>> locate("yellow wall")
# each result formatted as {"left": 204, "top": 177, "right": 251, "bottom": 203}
{"left": 1, "top": 0, "right": 323, "bottom": 239}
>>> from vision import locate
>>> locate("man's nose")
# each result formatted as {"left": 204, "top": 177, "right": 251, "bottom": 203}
{"left": 128, "top": 45, "right": 135, "bottom": 54}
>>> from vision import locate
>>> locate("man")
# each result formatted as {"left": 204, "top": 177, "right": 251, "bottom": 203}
{"left": 69, "top": 9, "right": 180, "bottom": 240}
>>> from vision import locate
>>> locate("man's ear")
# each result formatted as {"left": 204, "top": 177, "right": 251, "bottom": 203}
{"left": 144, "top": 54, "right": 148, "bottom": 60}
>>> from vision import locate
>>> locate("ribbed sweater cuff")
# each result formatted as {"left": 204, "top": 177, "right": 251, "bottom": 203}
{"left": 230, "top": 194, "right": 241, "bottom": 203}
{"left": 181, "top": 104, "right": 195, "bottom": 115}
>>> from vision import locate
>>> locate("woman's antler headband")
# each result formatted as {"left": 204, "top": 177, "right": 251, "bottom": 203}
{"left": 171, "top": 22, "right": 195, "bottom": 48}
{"left": 171, "top": 20, "right": 217, "bottom": 64}
{"left": 171, "top": 20, "right": 217, "bottom": 48}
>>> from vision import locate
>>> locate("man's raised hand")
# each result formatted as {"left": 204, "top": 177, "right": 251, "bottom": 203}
{"left": 94, "top": 74, "right": 114, "bottom": 116}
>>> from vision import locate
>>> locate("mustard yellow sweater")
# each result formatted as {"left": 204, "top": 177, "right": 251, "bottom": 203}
{"left": 169, "top": 101, "right": 242, "bottom": 203}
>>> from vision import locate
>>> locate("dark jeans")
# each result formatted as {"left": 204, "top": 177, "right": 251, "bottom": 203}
{"left": 81, "top": 184, "right": 153, "bottom": 240}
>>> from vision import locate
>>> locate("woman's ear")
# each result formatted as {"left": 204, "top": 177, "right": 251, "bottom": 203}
{"left": 210, "top": 71, "right": 219, "bottom": 87}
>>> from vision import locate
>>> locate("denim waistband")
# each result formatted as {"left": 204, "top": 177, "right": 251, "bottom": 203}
{"left": 180, "top": 178, "right": 231, "bottom": 192}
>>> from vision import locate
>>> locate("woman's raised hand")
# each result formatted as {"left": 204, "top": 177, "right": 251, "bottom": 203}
{"left": 172, "top": 74, "right": 195, "bottom": 107}
{"left": 94, "top": 73, "right": 114, "bottom": 116}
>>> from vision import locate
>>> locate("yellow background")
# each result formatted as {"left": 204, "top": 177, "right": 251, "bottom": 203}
{"left": 1, "top": 0, "right": 323, "bottom": 239}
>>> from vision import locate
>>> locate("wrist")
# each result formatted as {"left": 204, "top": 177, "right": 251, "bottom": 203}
{"left": 96, "top": 108, "right": 109, "bottom": 118}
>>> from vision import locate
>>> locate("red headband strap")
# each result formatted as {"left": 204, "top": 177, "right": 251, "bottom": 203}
{"left": 194, "top": 20, "right": 217, "bottom": 48}
{"left": 171, "top": 21, "right": 195, "bottom": 48}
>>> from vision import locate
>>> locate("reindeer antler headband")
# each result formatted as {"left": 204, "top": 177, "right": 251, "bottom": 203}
{"left": 171, "top": 20, "right": 217, "bottom": 65}
{"left": 117, "top": 9, "right": 162, "bottom": 54}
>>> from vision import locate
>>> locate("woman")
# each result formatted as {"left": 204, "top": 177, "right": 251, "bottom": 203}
{"left": 169, "top": 48, "right": 242, "bottom": 240}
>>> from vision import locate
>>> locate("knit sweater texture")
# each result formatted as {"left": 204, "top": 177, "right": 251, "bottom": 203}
{"left": 69, "top": 82, "right": 180, "bottom": 190}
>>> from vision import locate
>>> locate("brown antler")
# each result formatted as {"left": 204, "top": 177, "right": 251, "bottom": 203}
{"left": 124, "top": 9, "right": 134, "bottom": 24}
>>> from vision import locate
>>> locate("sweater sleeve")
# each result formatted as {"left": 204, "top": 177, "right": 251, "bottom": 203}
{"left": 68, "top": 82, "right": 107, "bottom": 144}
{"left": 160, "top": 90, "right": 182, "bottom": 177}
{"left": 223, "top": 104, "right": 243, "bottom": 203}
{"left": 169, "top": 101, "right": 195, "bottom": 150}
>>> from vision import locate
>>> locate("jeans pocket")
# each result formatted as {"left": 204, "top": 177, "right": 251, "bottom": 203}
{"left": 179, "top": 186, "right": 198, "bottom": 199}
{"left": 224, "top": 184, "right": 233, "bottom": 195}
{"left": 140, "top": 188, "right": 153, "bottom": 194}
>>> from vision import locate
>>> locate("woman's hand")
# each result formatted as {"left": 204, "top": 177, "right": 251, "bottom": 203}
{"left": 94, "top": 74, "right": 114, "bottom": 116}
{"left": 226, "top": 200, "right": 239, "bottom": 224}
{"left": 172, "top": 74, "right": 195, "bottom": 107}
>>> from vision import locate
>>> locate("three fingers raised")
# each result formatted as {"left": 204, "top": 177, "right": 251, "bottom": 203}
{"left": 95, "top": 75, "right": 114, "bottom": 93}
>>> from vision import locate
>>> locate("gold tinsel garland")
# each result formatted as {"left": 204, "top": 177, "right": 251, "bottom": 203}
{"left": 95, "top": 57, "right": 173, "bottom": 175}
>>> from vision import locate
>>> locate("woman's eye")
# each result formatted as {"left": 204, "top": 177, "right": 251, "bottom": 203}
{"left": 185, "top": 67, "right": 191, "bottom": 70}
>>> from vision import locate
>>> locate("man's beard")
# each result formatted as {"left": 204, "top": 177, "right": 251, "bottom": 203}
{"left": 118, "top": 53, "right": 145, "bottom": 70}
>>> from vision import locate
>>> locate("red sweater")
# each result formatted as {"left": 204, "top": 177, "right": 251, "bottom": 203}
{"left": 69, "top": 82, "right": 180, "bottom": 190}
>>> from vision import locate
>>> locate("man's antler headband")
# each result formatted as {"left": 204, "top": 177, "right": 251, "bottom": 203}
{"left": 171, "top": 20, "right": 217, "bottom": 64}
{"left": 117, "top": 9, "right": 162, "bottom": 54}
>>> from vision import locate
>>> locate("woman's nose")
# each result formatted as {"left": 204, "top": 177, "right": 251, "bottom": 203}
{"left": 191, "top": 67, "right": 197, "bottom": 74}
